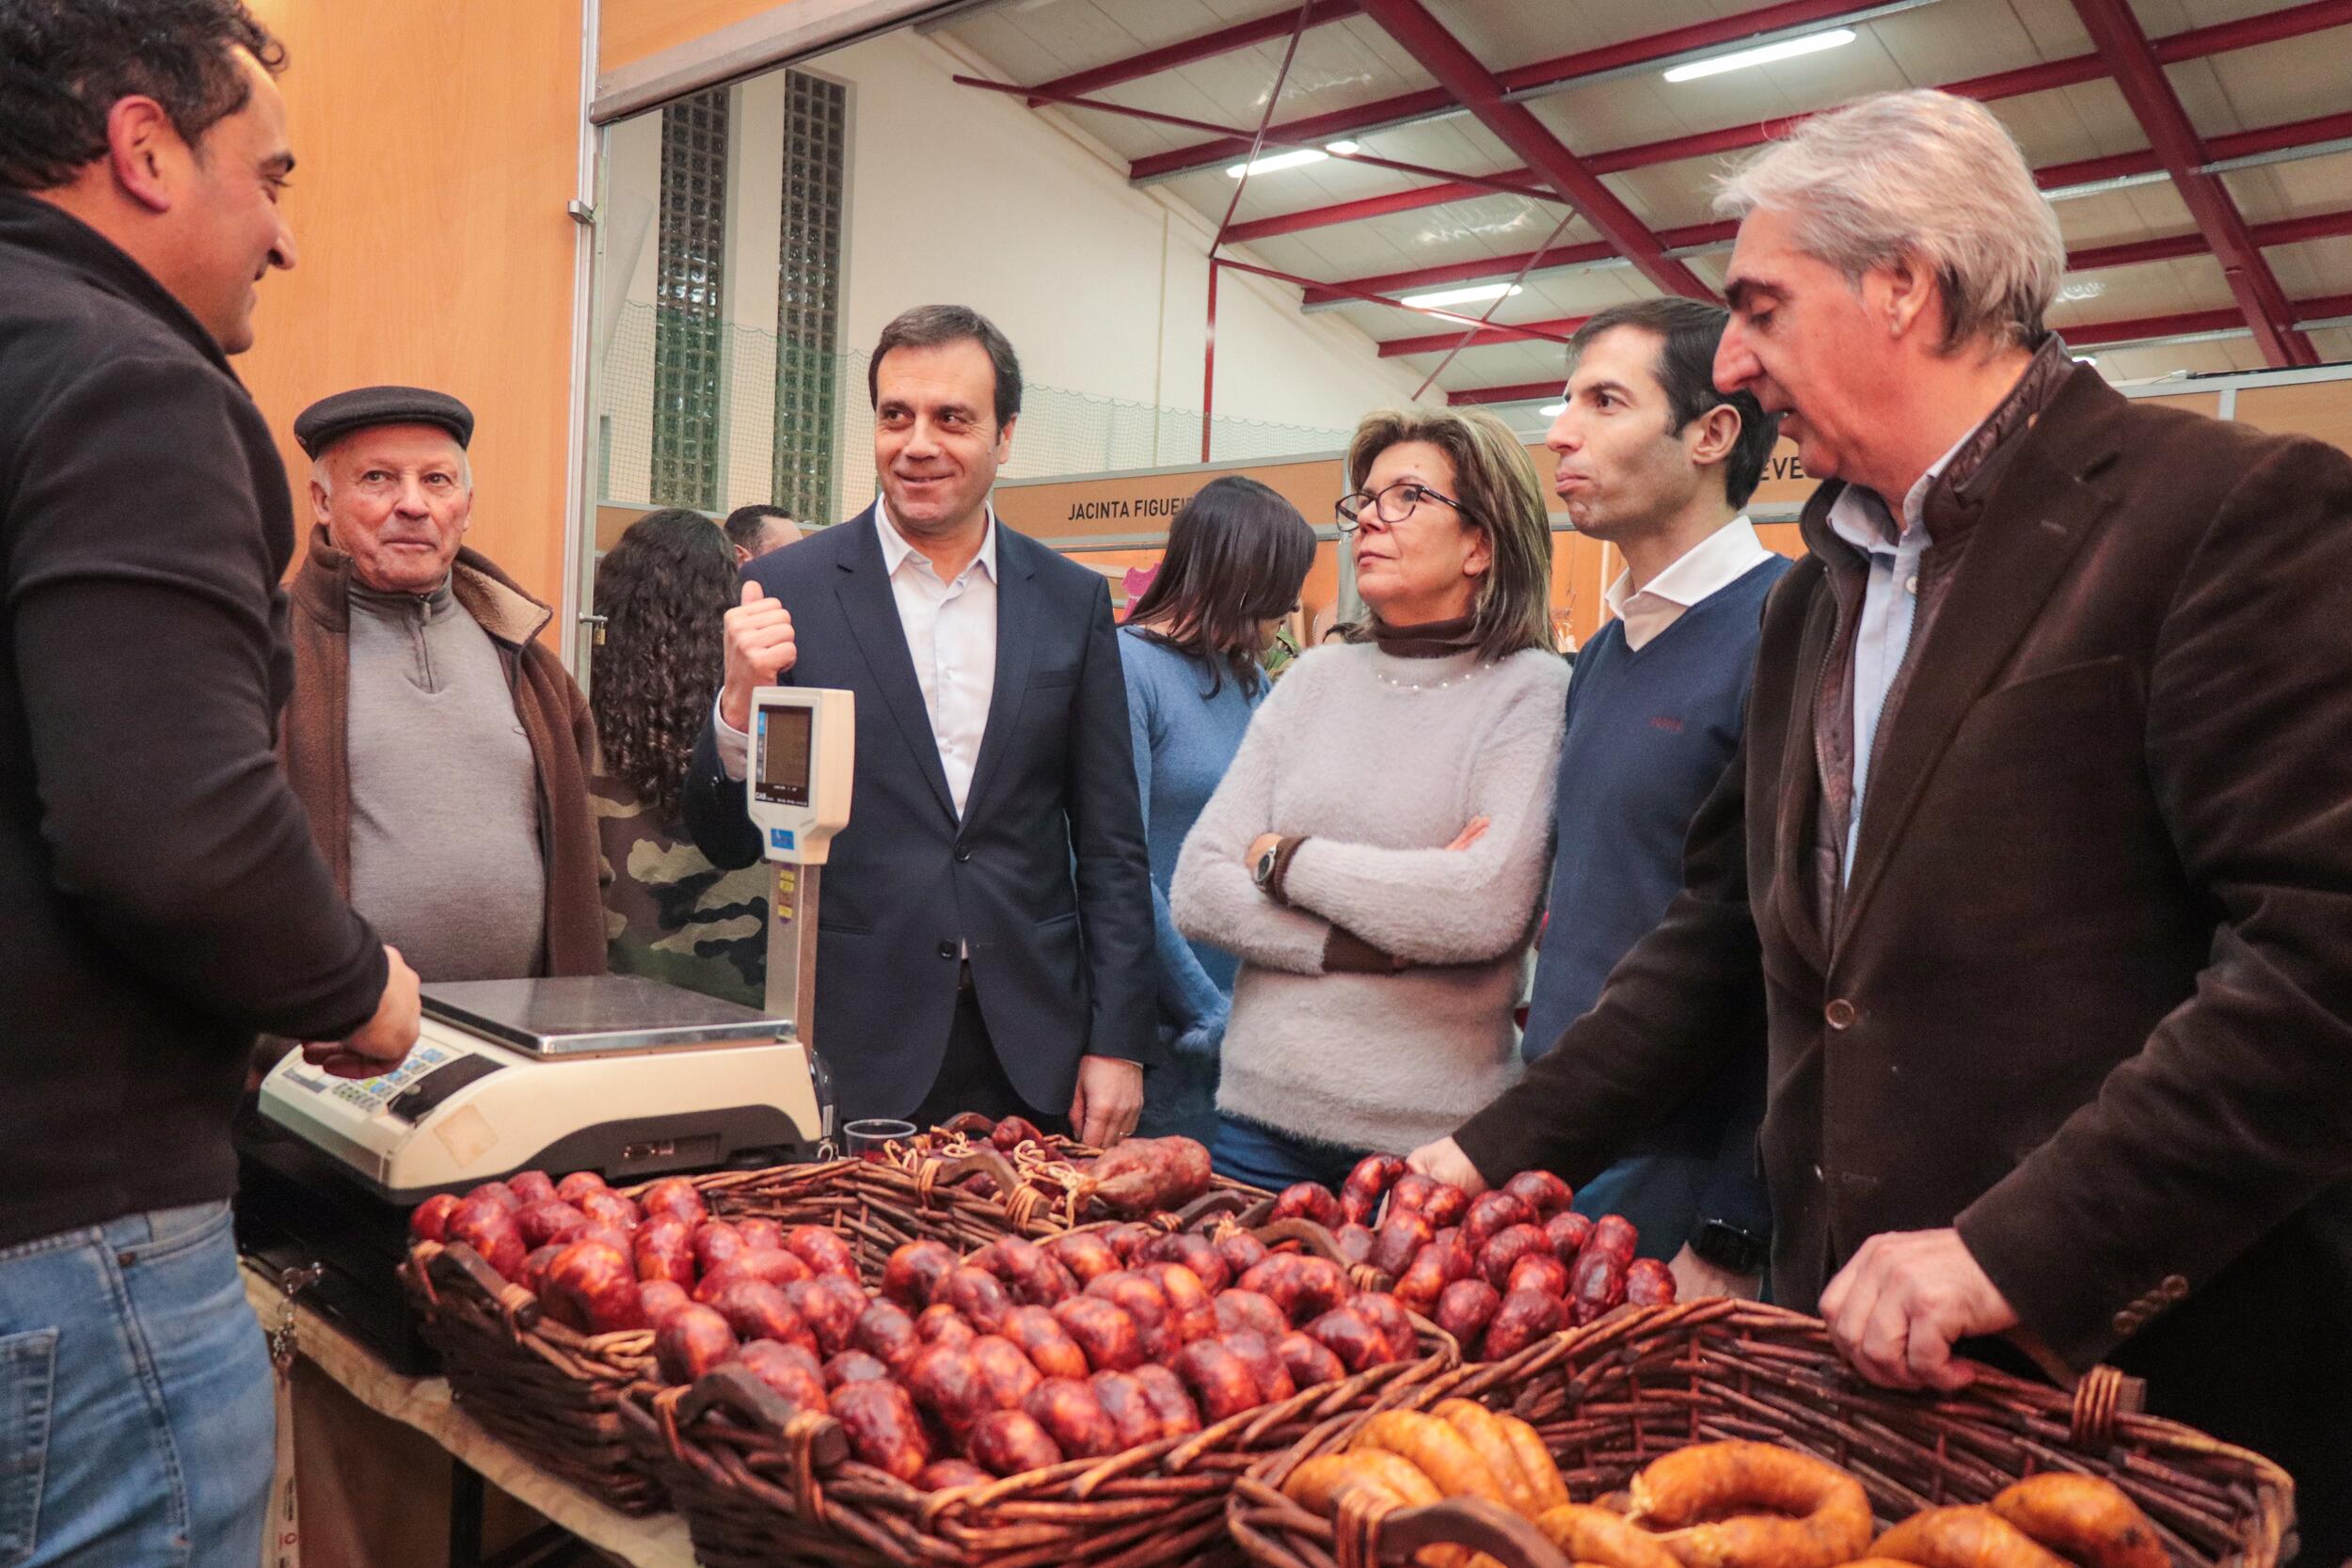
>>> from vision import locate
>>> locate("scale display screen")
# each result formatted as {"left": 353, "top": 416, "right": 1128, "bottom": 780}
{"left": 755, "top": 705, "right": 814, "bottom": 807}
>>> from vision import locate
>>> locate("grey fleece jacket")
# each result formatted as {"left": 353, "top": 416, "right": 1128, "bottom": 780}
{"left": 1171, "top": 640, "right": 1568, "bottom": 1152}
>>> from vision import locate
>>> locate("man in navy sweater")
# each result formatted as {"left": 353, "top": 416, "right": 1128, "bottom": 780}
{"left": 1525, "top": 298, "right": 1788, "bottom": 1297}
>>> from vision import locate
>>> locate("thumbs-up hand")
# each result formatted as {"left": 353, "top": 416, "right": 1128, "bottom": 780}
{"left": 720, "top": 578, "right": 797, "bottom": 732}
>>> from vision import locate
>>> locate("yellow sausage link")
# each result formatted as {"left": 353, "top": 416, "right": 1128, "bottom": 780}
{"left": 1990, "top": 1475, "right": 2168, "bottom": 1568}
{"left": 1873, "top": 1506, "right": 2075, "bottom": 1568}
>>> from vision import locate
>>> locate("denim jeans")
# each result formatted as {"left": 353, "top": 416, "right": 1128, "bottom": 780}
{"left": 1212, "top": 1114, "right": 1369, "bottom": 1193}
{"left": 0, "top": 1200, "right": 275, "bottom": 1568}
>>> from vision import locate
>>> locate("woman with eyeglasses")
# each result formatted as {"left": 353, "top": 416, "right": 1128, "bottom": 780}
{"left": 1170, "top": 408, "right": 1568, "bottom": 1191}
{"left": 1119, "top": 476, "right": 1318, "bottom": 1145}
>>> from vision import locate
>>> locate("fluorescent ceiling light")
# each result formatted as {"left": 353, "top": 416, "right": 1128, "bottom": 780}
{"left": 1227, "top": 139, "right": 1361, "bottom": 178}
{"left": 1663, "top": 28, "right": 1855, "bottom": 82}
{"left": 1399, "top": 282, "right": 1522, "bottom": 309}
{"left": 1537, "top": 402, "right": 1568, "bottom": 416}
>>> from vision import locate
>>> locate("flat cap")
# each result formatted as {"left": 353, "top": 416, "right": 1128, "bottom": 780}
{"left": 294, "top": 385, "right": 474, "bottom": 458}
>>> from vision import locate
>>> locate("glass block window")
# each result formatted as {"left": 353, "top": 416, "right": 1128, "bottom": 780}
{"left": 652, "top": 87, "right": 729, "bottom": 512}
{"left": 771, "top": 71, "right": 847, "bottom": 525}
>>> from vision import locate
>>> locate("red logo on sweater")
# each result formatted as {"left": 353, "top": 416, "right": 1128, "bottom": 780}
{"left": 1649, "top": 715, "right": 1685, "bottom": 733}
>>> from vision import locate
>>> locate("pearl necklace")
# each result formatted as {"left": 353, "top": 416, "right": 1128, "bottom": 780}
{"left": 1375, "top": 661, "right": 1486, "bottom": 693}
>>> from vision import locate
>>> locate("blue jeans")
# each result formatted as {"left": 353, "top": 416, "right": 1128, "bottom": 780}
{"left": 0, "top": 1201, "right": 276, "bottom": 1568}
{"left": 1212, "top": 1114, "right": 1369, "bottom": 1193}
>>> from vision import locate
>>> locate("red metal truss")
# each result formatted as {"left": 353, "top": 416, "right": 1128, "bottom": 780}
{"left": 2068, "top": 0, "right": 2317, "bottom": 367}
{"left": 1374, "top": 205, "right": 2352, "bottom": 355}
{"left": 1221, "top": 0, "right": 2352, "bottom": 244}
{"left": 1352, "top": 0, "right": 1711, "bottom": 300}
{"left": 1213, "top": 257, "right": 1581, "bottom": 343}
{"left": 1025, "top": 1, "right": 1360, "bottom": 107}
{"left": 956, "top": 72, "right": 1565, "bottom": 202}
{"left": 1305, "top": 221, "right": 1734, "bottom": 310}
{"left": 1360, "top": 200, "right": 2352, "bottom": 340}
{"left": 1131, "top": 0, "right": 1920, "bottom": 184}
{"left": 1450, "top": 380, "right": 1579, "bottom": 407}
{"left": 1379, "top": 315, "right": 1597, "bottom": 357}
{"left": 1443, "top": 291, "right": 2352, "bottom": 404}
{"left": 2066, "top": 291, "right": 2352, "bottom": 347}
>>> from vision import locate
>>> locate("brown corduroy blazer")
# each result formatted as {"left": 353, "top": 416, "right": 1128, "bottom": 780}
{"left": 278, "top": 525, "right": 607, "bottom": 978}
{"left": 1454, "top": 363, "right": 2352, "bottom": 1461}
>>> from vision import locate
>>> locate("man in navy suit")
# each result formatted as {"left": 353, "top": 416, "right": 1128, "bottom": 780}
{"left": 683, "top": 305, "right": 1152, "bottom": 1146}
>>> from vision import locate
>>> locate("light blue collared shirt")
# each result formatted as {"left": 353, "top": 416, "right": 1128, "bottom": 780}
{"left": 1821, "top": 427, "right": 1976, "bottom": 881}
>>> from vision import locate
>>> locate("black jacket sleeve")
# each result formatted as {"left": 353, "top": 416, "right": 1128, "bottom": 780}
{"left": 8, "top": 356, "right": 384, "bottom": 1038}
{"left": 1453, "top": 719, "right": 1767, "bottom": 1185}
{"left": 683, "top": 713, "right": 764, "bottom": 871}
{"left": 1063, "top": 576, "right": 1154, "bottom": 1063}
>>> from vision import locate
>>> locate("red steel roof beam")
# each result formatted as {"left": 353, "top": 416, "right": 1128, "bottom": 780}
{"left": 958, "top": 73, "right": 1568, "bottom": 202}
{"left": 1026, "top": 2, "right": 1360, "bottom": 107}
{"left": 2067, "top": 0, "right": 2317, "bottom": 366}
{"left": 1304, "top": 220, "right": 1734, "bottom": 309}
{"left": 1353, "top": 0, "right": 1711, "bottom": 299}
{"left": 1449, "top": 381, "right": 1573, "bottom": 407}
{"left": 1444, "top": 289, "right": 2352, "bottom": 401}
{"left": 1131, "top": 0, "right": 1916, "bottom": 184}
{"left": 1218, "top": 0, "right": 2352, "bottom": 244}
{"left": 1379, "top": 314, "right": 1597, "bottom": 357}
{"left": 1397, "top": 208, "right": 2352, "bottom": 358}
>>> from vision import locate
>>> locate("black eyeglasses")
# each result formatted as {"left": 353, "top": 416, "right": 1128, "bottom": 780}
{"left": 1335, "top": 480, "right": 1467, "bottom": 534}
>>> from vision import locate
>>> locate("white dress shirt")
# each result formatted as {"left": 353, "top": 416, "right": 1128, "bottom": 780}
{"left": 1600, "top": 515, "right": 1773, "bottom": 652}
{"left": 1821, "top": 424, "right": 1976, "bottom": 879}
{"left": 715, "top": 500, "right": 1000, "bottom": 818}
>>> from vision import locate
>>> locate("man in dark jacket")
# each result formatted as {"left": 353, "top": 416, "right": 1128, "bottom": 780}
{"left": 279, "top": 387, "right": 606, "bottom": 981}
{"left": 1413, "top": 88, "right": 2352, "bottom": 1557}
{"left": 0, "top": 6, "right": 416, "bottom": 1565}
{"left": 683, "top": 305, "right": 1154, "bottom": 1145}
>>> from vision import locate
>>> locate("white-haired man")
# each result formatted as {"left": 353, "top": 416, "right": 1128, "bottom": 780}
{"left": 280, "top": 386, "right": 607, "bottom": 981}
{"left": 1414, "top": 89, "right": 2351, "bottom": 1549}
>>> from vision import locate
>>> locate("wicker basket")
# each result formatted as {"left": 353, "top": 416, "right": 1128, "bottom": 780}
{"left": 401, "top": 1158, "right": 1029, "bottom": 1513}
{"left": 1231, "top": 1299, "right": 2295, "bottom": 1568}
{"left": 718, "top": 1141, "right": 1273, "bottom": 1242}
{"left": 402, "top": 1239, "right": 668, "bottom": 1513}
{"left": 620, "top": 1318, "right": 1460, "bottom": 1568}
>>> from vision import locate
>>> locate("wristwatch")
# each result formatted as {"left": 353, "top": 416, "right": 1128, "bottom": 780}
{"left": 1252, "top": 844, "right": 1281, "bottom": 892}
{"left": 1690, "top": 1218, "right": 1768, "bottom": 1277}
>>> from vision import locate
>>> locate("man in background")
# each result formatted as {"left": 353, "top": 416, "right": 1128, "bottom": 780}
{"left": 0, "top": 5, "right": 416, "bottom": 1562}
{"left": 1528, "top": 297, "right": 1788, "bottom": 1298}
{"left": 282, "top": 387, "right": 606, "bottom": 980}
{"left": 725, "top": 500, "right": 803, "bottom": 565}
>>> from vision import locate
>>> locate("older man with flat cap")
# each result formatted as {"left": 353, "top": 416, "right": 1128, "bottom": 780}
{"left": 280, "top": 385, "right": 605, "bottom": 981}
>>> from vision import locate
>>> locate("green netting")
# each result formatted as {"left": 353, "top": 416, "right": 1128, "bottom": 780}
{"left": 596, "top": 301, "right": 1352, "bottom": 520}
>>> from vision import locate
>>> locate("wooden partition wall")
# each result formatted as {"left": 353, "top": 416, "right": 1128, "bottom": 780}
{"left": 241, "top": 0, "right": 587, "bottom": 622}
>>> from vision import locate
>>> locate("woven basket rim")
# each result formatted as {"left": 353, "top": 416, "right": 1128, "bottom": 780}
{"left": 1230, "top": 1298, "right": 2295, "bottom": 1568}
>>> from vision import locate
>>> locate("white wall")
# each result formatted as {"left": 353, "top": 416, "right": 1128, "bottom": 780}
{"left": 825, "top": 27, "right": 1422, "bottom": 442}
{"left": 594, "top": 25, "right": 1424, "bottom": 514}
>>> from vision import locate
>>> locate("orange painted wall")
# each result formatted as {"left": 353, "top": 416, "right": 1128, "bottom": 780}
{"left": 601, "top": 0, "right": 806, "bottom": 74}
{"left": 240, "top": 0, "right": 585, "bottom": 624}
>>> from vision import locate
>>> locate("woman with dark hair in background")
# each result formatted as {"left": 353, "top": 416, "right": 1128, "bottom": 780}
{"left": 592, "top": 509, "right": 769, "bottom": 1006}
{"left": 1119, "top": 475, "right": 1317, "bottom": 1143}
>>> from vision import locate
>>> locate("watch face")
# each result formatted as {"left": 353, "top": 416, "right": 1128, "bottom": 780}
{"left": 1695, "top": 1221, "right": 1767, "bottom": 1275}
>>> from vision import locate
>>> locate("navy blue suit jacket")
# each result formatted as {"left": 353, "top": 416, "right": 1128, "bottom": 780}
{"left": 683, "top": 507, "right": 1154, "bottom": 1121}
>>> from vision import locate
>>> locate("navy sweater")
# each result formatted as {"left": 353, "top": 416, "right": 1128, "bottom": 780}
{"left": 1524, "top": 553, "right": 1790, "bottom": 1236}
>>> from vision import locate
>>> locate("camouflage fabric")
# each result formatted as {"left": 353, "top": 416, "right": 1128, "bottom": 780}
{"left": 593, "top": 777, "right": 768, "bottom": 1008}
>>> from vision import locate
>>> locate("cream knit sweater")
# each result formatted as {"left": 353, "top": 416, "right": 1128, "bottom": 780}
{"left": 1170, "top": 640, "right": 1569, "bottom": 1153}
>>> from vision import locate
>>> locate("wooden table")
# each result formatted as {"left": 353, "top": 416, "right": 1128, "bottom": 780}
{"left": 243, "top": 1262, "right": 697, "bottom": 1568}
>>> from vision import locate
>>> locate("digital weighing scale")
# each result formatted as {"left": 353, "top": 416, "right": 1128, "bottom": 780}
{"left": 238, "top": 686, "right": 858, "bottom": 1365}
